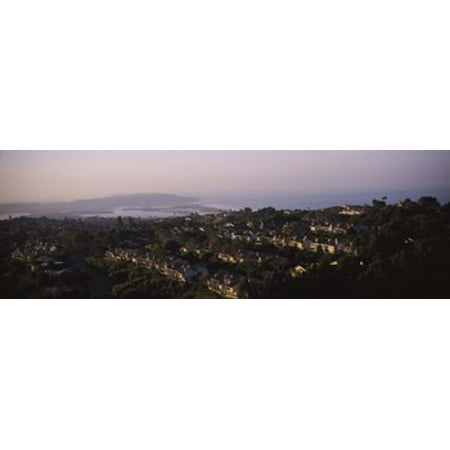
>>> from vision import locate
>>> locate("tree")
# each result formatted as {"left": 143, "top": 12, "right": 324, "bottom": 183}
{"left": 372, "top": 199, "right": 386, "bottom": 208}
{"left": 127, "top": 216, "right": 136, "bottom": 228}
{"left": 116, "top": 216, "right": 124, "bottom": 230}
{"left": 418, "top": 196, "right": 440, "bottom": 208}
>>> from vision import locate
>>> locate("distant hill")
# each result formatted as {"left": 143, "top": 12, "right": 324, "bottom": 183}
{"left": 0, "top": 193, "right": 200, "bottom": 215}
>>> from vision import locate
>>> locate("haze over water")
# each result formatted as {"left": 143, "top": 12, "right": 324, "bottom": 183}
{"left": 1, "top": 151, "right": 449, "bottom": 213}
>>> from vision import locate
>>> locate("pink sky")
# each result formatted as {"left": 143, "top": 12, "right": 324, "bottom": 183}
{"left": 0, "top": 150, "right": 449, "bottom": 203}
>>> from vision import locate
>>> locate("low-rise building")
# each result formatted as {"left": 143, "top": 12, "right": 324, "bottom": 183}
{"left": 290, "top": 265, "right": 308, "bottom": 278}
{"left": 217, "top": 253, "right": 237, "bottom": 264}
{"left": 310, "top": 242, "right": 336, "bottom": 254}
{"left": 339, "top": 206, "right": 363, "bottom": 216}
{"left": 206, "top": 271, "right": 247, "bottom": 299}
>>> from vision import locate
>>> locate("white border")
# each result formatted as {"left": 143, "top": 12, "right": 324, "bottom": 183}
{"left": 1, "top": 299, "right": 450, "bottom": 450}
{"left": 1, "top": 1, "right": 449, "bottom": 150}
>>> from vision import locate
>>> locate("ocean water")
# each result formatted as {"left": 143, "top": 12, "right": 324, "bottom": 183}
{"left": 80, "top": 206, "right": 220, "bottom": 219}
{"left": 1, "top": 188, "right": 449, "bottom": 220}
{"left": 209, "top": 188, "right": 450, "bottom": 210}
{"left": 0, "top": 213, "right": 30, "bottom": 221}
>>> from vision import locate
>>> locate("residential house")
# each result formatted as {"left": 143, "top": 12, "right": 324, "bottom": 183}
{"left": 206, "top": 271, "right": 247, "bottom": 299}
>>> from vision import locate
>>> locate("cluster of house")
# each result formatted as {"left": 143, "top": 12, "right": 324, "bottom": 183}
{"left": 11, "top": 241, "right": 69, "bottom": 275}
{"left": 152, "top": 209, "right": 364, "bottom": 251}
{"left": 11, "top": 241, "right": 57, "bottom": 262}
{"left": 212, "top": 227, "right": 358, "bottom": 256}
{"left": 265, "top": 233, "right": 357, "bottom": 255}
{"left": 105, "top": 247, "right": 247, "bottom": 298}
{"left": 206, "top": 271, "right": 247, "bottom": 299}
{"left": 102, "top": 208, "right": 368, "bottom": 297}
{"left": 339, "top": 206, "right": 364, "bottom": 216}
{"left": 202, "top": 216, "right": 358, "bottom": 256}
{"left": 309, "top": 222, "right": 347, "bottom": 234}
{"left": 9, "top": 240, "right": 88, "bottom": 297}
{"left": 105, "top": 248, "right": 207, "bottom": 282}
{"left": 94, "top": 205, "right": 374, "bottom": 297}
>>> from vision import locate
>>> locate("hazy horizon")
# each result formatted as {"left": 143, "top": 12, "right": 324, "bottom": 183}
{"left": 1, "top": 151, "right": 449, "bottom": 207}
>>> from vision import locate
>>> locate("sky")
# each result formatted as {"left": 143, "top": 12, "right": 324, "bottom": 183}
{"left": 0, "top": 151, "right": 449, "bottom": 206}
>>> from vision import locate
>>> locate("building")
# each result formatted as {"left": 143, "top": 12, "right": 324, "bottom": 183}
{"left": 290, "top": 265, "right": 307, "bottom": 278}
{"left": 339, "top": 205, "right": 363, "bottom": 216}
{"left": 206, "top": 271, "right": 247, "bottom": 299}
